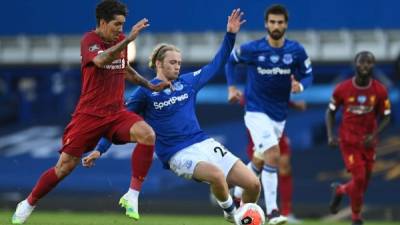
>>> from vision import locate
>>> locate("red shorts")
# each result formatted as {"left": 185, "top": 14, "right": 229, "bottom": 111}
{"left": 60, "top": 110, "right": 143, "bottom": 157}
{"left": 339, "top": 142, "right": 375, "bottom": 172}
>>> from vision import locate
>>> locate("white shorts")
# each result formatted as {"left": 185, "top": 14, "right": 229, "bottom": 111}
{"left": 168, "top": 138, "right": 239, "bottom": 180}
{"left": 244, "top": 111, "right": 286, "bottom": 159}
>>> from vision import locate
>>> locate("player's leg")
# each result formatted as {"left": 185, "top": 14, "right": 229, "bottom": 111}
{"left": 169, "top": 139, "right": 238, "bottom": 223}
{"left": 12, "top": 114, "right": 100, "bottom": 224}
{"left": 226, "top": 160, "right": 261, "bottom": 204}
{"left": 12, "top": 152, "right": 80, "bottom": 224}
{"left": 278, "top": 135, "right": 300, "bottom": 223}
{"left": 244, "top": 112, "right": 287, "bottom": 225}
{"left": 233, "top": 131, "right": 262, "bottom": 206}
{"left": 110, "top": 111, "right": 155, "bottom": 220}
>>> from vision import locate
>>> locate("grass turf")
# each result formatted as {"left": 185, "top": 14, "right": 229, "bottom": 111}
{"left": 1, "top": 211, "right": 398, "bottom": 225}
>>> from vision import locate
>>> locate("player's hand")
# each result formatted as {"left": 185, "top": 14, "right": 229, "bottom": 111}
{"left": 328, "top": 136, "right": 339, "bottom": 147}
{"left": 291, "top": 75, "right": 303, "bottom": 93}
{"left": 291, "top": 100, "right": 307, "bottom": 111}
{"left": 126, "top": 18, "right": 150, "bottom": 42}
{"left": 227, "top": 8, "right": 246, "bottom": 33}
{"left": 149, "top": 81, "right": 172, "bottom": 92}
{"left": 228, "top": 86, "right": 243, "bottom": 104}
{"left": 363, "top": 134, "right": 375, "bottom": 148}
{"left": 82, "top": 150, "right": 101, "bottom": 168}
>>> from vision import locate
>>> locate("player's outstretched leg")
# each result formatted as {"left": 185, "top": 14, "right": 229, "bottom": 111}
{"left": 193, "top": 162, "right": 236, "bottom": 223}
{"left": 12, "top": 153, "right": 79, "bottom": 224}
{"left": 329, "top": 182, "right": 344, "bottom": 214}
{"left": 232, "top": 161, "right": 262, "bottom": 207}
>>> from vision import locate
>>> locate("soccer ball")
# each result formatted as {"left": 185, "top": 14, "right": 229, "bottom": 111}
{"left": 234, "top": 203, "right": 265, "bottom": 225}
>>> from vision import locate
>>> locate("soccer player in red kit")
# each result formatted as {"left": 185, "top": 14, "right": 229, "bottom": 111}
{"left": 326, "top": 51, "right": 391, "bottom": 225}
{"left": 11, "top": 1, "right": 169, "bottom": 224}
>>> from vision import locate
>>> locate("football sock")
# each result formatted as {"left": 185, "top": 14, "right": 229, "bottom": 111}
{"left": 347, "top": 166, "right": 367, "bottom": 219}
{"left": 130, "top": 144, "right": 154, "bottom": 191}
{"left": 279, "top": 173, "right": 293, "bottom": 216}
{"left": 248, "top": 161, "right": 262, "bottom": 177}
{"left": 27, "top": 167, "right": 60, "bottom": 205}
{"left": 261, "top": 164, "right": 278, "bottom": 215}
{"left": 217, "top": 195, "right": 235, "bottom": 213}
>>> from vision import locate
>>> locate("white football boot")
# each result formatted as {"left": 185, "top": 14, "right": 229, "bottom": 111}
{"left": 12, "top": 199, "right": 35, "bottom": 224}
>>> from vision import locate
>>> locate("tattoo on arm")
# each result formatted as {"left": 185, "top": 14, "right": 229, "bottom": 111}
{"left": 94, "top": 39, "right": 130, "bottom": 67}
{"left": 126, "top": 65, "right": 151, "bottom": 88}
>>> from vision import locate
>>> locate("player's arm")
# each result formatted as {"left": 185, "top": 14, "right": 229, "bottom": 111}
{"left": 82, "top": 139, "right": 111, "bottom": 168}
{"left": 125, "top": 65, "right": 171, "bottom": 92}
{"left": 364, "top": 88, "right": 392, "bottom": 147}
{"left": 93, "top": 19, "right": 149, "bottom": 68}
{"left": 289, "top": 100, "right": 307, "bottom": 111}
{"left": 291, "top": 46, "right": 313, "bottom": 93}
{"left": 184, "top": 9, "right": 245, "bottom": 92}
{"left": 325, "top": 85, "right": 343, "bottom": 147}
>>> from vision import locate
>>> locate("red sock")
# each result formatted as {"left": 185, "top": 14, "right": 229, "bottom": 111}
{"left": 348, "top": 166, "right": 367, "bottom": 220}
{"left": 336, "top": 183, "right": 347, "bottom": 195}
{"left": 245, "top": 130, "right": 255, "bottom": 161}
{"left": 279, "top": 173, "right": 293, "bottom": 216}
{"left": 27, "top": 167, "right": 60, "bottom": 205}
{"left": 130, "top": 143, "right": 154, "bottom": 191}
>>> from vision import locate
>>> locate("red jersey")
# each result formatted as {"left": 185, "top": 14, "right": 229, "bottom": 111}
{"left": 73, "top": 31, "right": 127, "bottom": 117}
{"left": 330, "top": 77, "right": 391, "bottom": 146}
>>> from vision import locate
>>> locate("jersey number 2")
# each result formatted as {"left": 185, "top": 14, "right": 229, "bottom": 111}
{"left": 214, "top": 146, "right": 227, "bottom": 157}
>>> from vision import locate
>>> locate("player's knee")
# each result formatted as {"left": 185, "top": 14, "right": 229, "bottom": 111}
{"left": 245, "top": 177, "right": 261, "bottom": 194}
{"left": 55, "top": 153, "right": 79, "bottom": 178}
{"left": 279, "top": 161, "right": 291, "bottom": 176}
{"left": 208, "top": 170, "right": 226, "bottom": 187}
{"left": 55, "top": 161, "right": 77, "bottom": 178}
{"left": 134, "top": 127, "right": 156, "bottom": 145}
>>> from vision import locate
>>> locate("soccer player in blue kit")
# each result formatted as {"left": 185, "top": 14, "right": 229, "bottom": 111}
{"left": 225, "top": 5, "right": 313, "bottom": 225}
{"left": 82, "top": 9, "right": 261, "bottom": 223}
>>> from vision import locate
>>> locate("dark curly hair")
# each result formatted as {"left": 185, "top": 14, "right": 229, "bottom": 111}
{"left": 96, "top": 0, "right": 128, "bottom": 26}
{"left": 264, "top": 4, "right": 289, "bottom": 22}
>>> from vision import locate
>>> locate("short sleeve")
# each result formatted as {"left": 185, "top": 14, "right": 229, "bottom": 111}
{"left": 377, "top": 84, "right": 391, "bottom": 116}
{"left": 329, "top": 83, "right": 344, "bottom": 111}
{"left": 80, "top": 34, "right": 103, "bottom": 67}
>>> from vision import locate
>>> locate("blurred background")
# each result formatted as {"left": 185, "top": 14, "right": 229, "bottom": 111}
{"left": 0, "top": 0, "right": 399, "bottom": 222}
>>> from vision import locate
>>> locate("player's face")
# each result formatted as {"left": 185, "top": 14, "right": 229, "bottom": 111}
{"left": 101, "top": 15, "right": 125, "bottom": 42}
{"left": 355, "top": 54, "right": 375, "bottom": 78}
{"left": 158, "top": 50, "right": 182, "bottom": 81}
{"left": 265, "top": 14, "right": 287, "bottom": 40}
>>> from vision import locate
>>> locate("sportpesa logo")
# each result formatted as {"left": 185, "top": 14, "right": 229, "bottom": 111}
{"left": 257, "top": 66, "right": 291, "bottom": 75}
{"left": 154, "top": 93, "right": 189, "bottom": 110}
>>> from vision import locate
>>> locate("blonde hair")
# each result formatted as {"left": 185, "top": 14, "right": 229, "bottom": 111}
{"left": 148, "top": 43, "right": 180, "bottom": 70}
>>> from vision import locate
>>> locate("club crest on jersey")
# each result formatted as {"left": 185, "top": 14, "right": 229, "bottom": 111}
{"left": 258, "top": 55, "right": 266, "bottom": 62}
{"left": 89, "top": 44, "right": 100, "bottom": 52}
{"left": 348, "top": 96, "right": 355, "bottom": 103}
{"left": 270, "top": 55, "right": 279, "bottom": 63}
{"left": 163, "top": 88, "right": 172, "bottom": 95}
{"left": 357, "top": 95, "right": 367, "bottom": 104}
{"left": 283, "top": 54, "right": 293, "bottom": 64}
{"left": 173, "top": 81, "right": 184, "bottom": 91}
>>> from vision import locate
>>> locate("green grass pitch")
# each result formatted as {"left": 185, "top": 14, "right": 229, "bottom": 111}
{"left": 1, "top": 211, "right": 398, "bottom": 225}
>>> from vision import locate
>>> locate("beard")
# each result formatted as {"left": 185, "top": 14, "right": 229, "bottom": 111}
{"left": 268, "top": 28, "right": 286, "bottom": 40}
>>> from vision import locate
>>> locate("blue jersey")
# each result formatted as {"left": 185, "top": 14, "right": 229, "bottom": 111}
{"left": 96, "top": 32, "right": 236, "bottom": 168}
{"left": 225, "top": 37, "right": 313, "bottom": 121}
